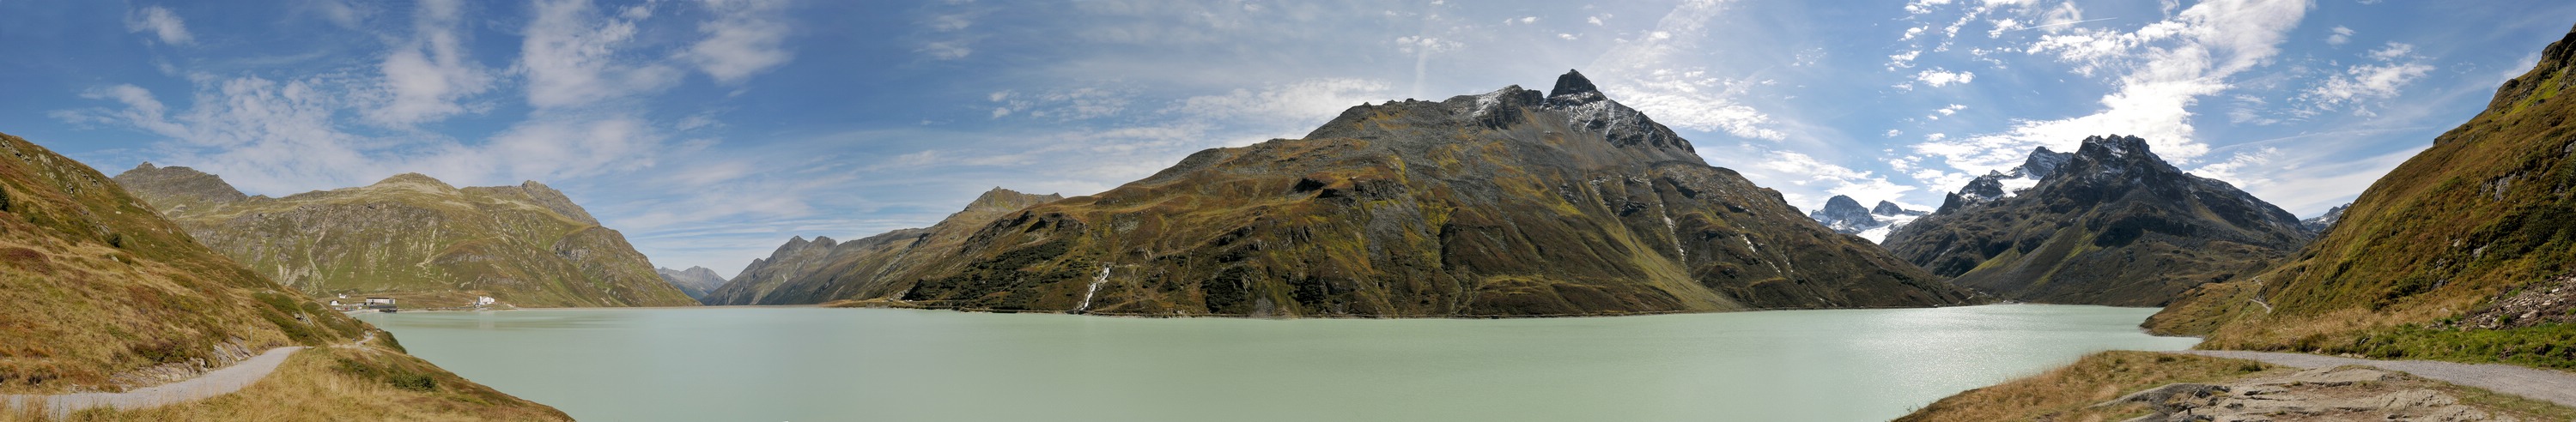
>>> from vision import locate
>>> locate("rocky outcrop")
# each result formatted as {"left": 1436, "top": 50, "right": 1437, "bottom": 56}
{"left": 781, "top": 70, "right": 1979, "bottom": 316}
{"left": 112, "top": 167, "right": 696, "bottom": 307}
{"left": 1883, "top": 135, "right": 2312, "bottom": 306}
{"left": 657, "top": 266, "right": 727, "bottom": 301}
{"left": 2099, "top": 366, "right": 2526, "bottom": 421}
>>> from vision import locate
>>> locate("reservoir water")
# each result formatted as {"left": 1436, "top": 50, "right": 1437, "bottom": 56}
{"left": 356, "top": 304, "right": 2197, "bottom": 421}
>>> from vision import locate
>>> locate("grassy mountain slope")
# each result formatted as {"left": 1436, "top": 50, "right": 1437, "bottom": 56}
{"left": 2148, "top": 22, "right": 2576, "bottom": 368}
{"left": 112, "top": 166, "right": 695, "bottom": 308}
{"left": 0, "top": 131, "right": 562, "bottom": 419}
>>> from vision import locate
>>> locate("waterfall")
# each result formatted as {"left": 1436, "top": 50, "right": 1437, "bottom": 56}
{"left": 1074, "top": 264, "right": 1111, "bottom": 313}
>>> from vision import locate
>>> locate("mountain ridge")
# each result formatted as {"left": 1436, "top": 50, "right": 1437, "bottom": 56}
{"left": 754, "top": 70, "right": 1978, "bottom": 316}
{"left": 1884, "top": 134, "right": 2312, "bottom": 306}
{"left": 112, "top": 166, "right": 696, "bottom": 307}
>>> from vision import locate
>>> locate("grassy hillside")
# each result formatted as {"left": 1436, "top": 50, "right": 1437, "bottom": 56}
{"left": 114, "top": 166, "right": 695, "bottom": 308}
{"left": 2147, "top": 23, "right": 2576, "bottom": 368}
{"left": 0, "top": 131, "right": 562, "bottom": 419}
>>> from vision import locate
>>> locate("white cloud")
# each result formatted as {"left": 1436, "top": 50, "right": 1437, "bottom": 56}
{"left": 58, "top": 75, "right": 677, "bottom": 197}
{"left": 2366, "top": 42, "right": 2413, "bottom": 61}
{"left": 1921, "top": 0, "right": 2310, "bottom": 173}
{"left": 2326, "top": 25, "right": 2353, "bottom": 45}
{"left": 682, "top": 0, "right": 795, "bottom": 83}
{"left": 1926, "top": 104, "right": 1967, "bottom": 120}
{"left": 2305, "top": 62, "right": 2432, "bottom": 112}
{"left": 1887, "top": 50, "right": 1922, "bottom": 70}
{"left": 1584, "top": 0, "right": 1784, "bottom": 141}
{"left": 919, "top": 40, "right": 972, "bottom": 60}
{"left": 990, "top": 87, "right": 1134, "bottom": 122}
{"left": 521, "top": 0, "right": 683, "bottom": 109}
{"left": 1914, "top": 69, "right": 1976, "bottom": 87}
{"left": 2190, "top": 147, "right": 2277, "bottom": 186}
{"left": 367, "top": 0, "right": 493, "bottom": 126}
{"left": 126, "top": 6, "right": 195, "bottom": 45}
{"left": 2301, "top": 42, "right": 2433, "bottom": 114}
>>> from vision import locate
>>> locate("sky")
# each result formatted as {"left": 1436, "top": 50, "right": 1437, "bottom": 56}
{"left": 4, "top": 0, "right": 2572, "bottom": 278}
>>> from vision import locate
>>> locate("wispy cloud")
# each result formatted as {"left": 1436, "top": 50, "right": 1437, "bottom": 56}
{"left": 682, "top": 0, "right": 796, "bottom": 83}
{"left": 521, "top": 0, "right": 682, "bottom": 109}
{"left": 125, "top": 6, "right": 195, "bottom": 45}
{"left": 366, "top": 0, "right": 492, "bottom": 126}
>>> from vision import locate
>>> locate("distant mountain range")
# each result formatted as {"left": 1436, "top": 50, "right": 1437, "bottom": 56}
{"left": 1882, "top": 135, "right": 2312, "bottom": 306}
{"left": 113, "top": 166, "right": 696, "bottom": 308}
{"left": 1807, "top": 195, "right": 1928, "bottom": 243}
{"left": 658, "top": 266, "right": 727, "bottom": 300}
{"left": 701, "top": 188, "right": 1063, "bottom": 305}
{"left": 712, "top": 70, "right": 1981, "bottom": 316}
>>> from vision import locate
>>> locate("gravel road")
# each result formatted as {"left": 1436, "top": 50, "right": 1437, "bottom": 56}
{"left": 3, "top": 347, "right": 305, "bottom": 417}
{"left": 2172, "top": 350, "right": 2576, "bottom": 407}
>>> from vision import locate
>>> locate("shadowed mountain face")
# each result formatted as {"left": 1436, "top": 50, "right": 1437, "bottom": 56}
{"left": 700, "top": 188, "right": 1064, "bottom": 305}
{"left": 658, "top": 266, "right": 727, "bottom": 300}
{"left": 2148, "top": 23, "right": 2576, "bottom": 353}
{"left": 1882, "top": 135, "right": 2312, "bottom": 306}
{"left": 725, "top": 70, "right": 1981, "bottom": 316}
{"left": 112, "top": 166, "right": 696, "bottom": 308}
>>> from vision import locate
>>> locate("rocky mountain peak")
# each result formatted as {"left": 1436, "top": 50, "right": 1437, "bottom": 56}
{"left": 111, "top": 162, "right": 247, "bottom": 213}
{"left": 2300, "top": 203, "right": 2350, "bottom": 235}
{"left": 1808, "top": 195, "right": 1883, "bottom": 237}
{"left": 1871, "top": 201, "right": 1914, "bottom": 216}
{"left": 2075, "top": 135, "right": 2161, "bottom": 164}
{"left": 1546, "top": 69, "right": 1603, "bottom": 102}
{"left": 2020, "top": 147, "right": 2075, "bottom": 180}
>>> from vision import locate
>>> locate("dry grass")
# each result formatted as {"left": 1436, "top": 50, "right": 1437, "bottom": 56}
{"left": 0, "top": 343, "right": 567, "bottom": 421}
{"left": 1896, "top": 351, "right": 2278, "bottom": 422}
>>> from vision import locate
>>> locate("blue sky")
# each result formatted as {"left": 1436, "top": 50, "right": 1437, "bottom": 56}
{"left": 4, "top": 0, "right": 2571, "bottom": 277}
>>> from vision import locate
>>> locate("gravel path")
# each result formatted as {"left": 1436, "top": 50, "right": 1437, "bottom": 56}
{"left": 1, "top": 332, "right": 372, "bottom": 416}
{"left": 3, "top": 347, "right": 305, "bottom": 416}
{"left": 2172, "top": 350, "right": 2576, "bottom": 407}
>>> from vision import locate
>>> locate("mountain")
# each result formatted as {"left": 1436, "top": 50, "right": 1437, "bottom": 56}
{"left": 1881, "top": 135, "right": 2312, "bottom": 306}
{"left": 657, "top": 266, "right": 727, "bottom": 300}
{"left": 0, "top": 131, "right": 564, "bottom": 418}
{"left": 1806, "top": 195, "right": 1929, "bottom": 244}
{"left": 2299, "top": 203, "right": 2348, "bottom": 235}
{"left": 748, "top": 70, "right": 1979, "bottom": 316}
{"left": 702, "top": 188, "right": 1065, "bottom": 305}
{"left": 1807, "top": 196, "right": 1880, "bottom": 234}
{"left": 112, "top": 166, "right": 696, "bottom": 308}
{"left": 2147, "top": 22, "right": 2576, "bottom": 368}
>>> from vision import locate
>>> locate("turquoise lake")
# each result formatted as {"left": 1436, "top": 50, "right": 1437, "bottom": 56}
{"left": 356, "top": 304, "right": 2199, "bottom": 421}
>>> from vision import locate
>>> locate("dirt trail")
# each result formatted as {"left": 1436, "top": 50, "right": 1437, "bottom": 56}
{"left": 2173, "top": 350, "right": 2576, "bottom": 407}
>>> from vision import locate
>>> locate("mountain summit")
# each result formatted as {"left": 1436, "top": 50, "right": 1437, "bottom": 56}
{"left": 1883, "top": 135, "right": 2311, "bottom": 306}
{"left": 721, "top": 69, "right": 1979, "bottom": 316}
